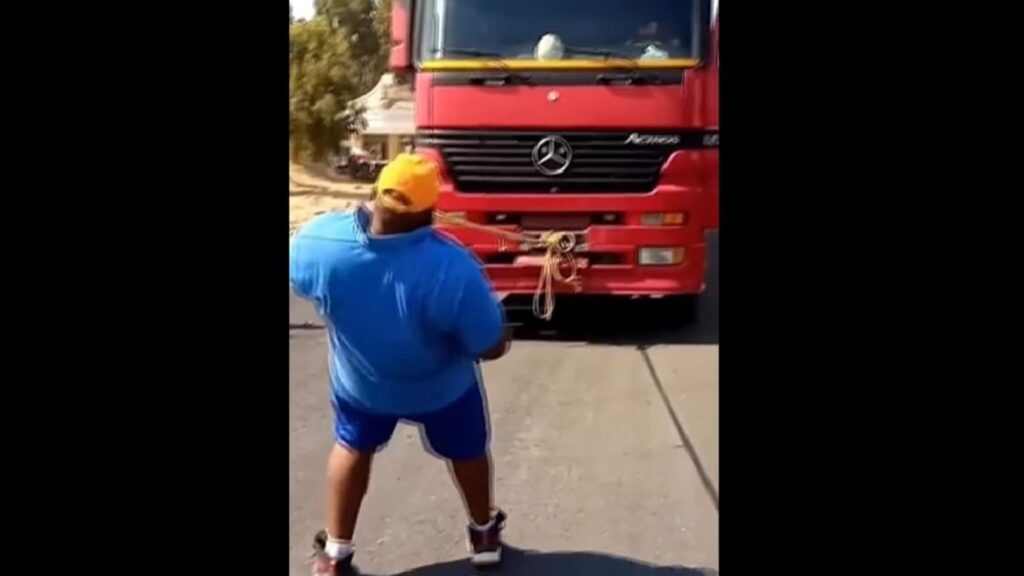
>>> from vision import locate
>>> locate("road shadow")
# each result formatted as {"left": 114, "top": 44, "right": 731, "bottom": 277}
{"left": 507, "top": 295, "right": 716, "bottom": 346}
{"left": 366, "top": 547, "right": 716, "bottom": 576}
{"left": 507, "top": 232, "right": 718, "bottom": 347}
{"left": 289, "top": 232, "right": 718, "bottom": 347}
{"left": 290, "top": 322, "right": 324, "bottom": 330}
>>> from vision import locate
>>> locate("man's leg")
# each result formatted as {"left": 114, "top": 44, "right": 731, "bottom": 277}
{"left": 313, "top": 394, "right": 397, "bottom": 574}
{"left": 325, "top": 443, "right": 374, "bottom": 540}
{"left": 417, "top": 380, "right": 505, "bottom": 565}
{"left": 450, "top": 454, "right": 492, "bottom": 526}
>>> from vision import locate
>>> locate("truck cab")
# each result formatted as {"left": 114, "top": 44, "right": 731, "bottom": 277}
{"left": 392, "top": 0, "right": 718, "bottom": 301}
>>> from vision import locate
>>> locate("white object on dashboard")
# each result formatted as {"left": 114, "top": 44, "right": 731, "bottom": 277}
{"left": 535, "top": 34, "right": 565, "bottom": 60}
{"left": 641, "top": 44, "right": 670, "bottom": 60}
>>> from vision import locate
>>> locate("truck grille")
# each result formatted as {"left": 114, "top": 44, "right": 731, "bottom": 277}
{"left": 416, "top": 130, "right": 712, "bottom": 194}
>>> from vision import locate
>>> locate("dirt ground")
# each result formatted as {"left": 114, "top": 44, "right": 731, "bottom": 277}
{"left": 290, "top": 163, "right": 371, "bottom": 233}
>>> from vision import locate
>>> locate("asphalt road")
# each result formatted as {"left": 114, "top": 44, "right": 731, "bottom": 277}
{"left": 289, "top": 234, "right": 719, "bottom": 576}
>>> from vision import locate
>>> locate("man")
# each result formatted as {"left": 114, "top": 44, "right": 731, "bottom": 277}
{"left": 290, "top": 154, "right": 511, "bottom": 576}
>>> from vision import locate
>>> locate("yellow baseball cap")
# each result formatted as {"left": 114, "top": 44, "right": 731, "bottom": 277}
{"left": 374, "top": 153, "right": 440, "bottom": 213}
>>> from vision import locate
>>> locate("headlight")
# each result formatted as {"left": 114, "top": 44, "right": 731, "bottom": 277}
{"left": 640, "top": 212, "right": 686, "bottom": 226}
{"left": 638, "top": 247, "right": 685, "bottom": 266}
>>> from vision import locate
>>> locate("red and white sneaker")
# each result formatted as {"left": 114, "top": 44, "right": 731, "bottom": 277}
{"left": 311, "top": 530, "right": 356, "bottom": 576}
{"left": 467, "top": 508, "right": 507, "bottom": 567}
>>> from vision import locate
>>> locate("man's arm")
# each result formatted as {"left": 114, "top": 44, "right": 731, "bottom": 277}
{"left": 289, "top": 233, "right": 319, "bottom": 301}
{"left": 435, "top": 264, "right": 511, "bottom": 361}
{"left": 478, "top": 292, "right": 511, "bottom": 360}
{"left": 479, "top": 326, "right": 512, "bottom": 361}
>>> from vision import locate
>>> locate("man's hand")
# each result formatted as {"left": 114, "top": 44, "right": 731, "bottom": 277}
{"left": 479, "top": 293, "right": 512, "bottom": 361}
{"left": 480, "top": 326, "right": 512, "bottom": 361}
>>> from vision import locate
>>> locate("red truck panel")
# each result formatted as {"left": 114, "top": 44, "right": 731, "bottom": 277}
{"left": 416, "top": 73, "right": 711, "bottom": 130}
{"left": 395, "top": 1, "right": 719, "bottom": 299}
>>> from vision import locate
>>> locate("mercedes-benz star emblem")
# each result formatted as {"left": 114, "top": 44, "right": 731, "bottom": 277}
{"left": 531, "top": 136, "right": 573, "bottom": 176}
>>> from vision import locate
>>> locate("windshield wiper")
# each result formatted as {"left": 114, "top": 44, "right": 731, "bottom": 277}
{"left": 560, "top": 47, "right": 662, "bottom": 84}
{"left": 435, "top": 47, "right": 533, "bottom": 85}
{"left": 467, "top": 73, "right": 532, "bottom": 86}
{"left": 563, "top": 46, "right": 626, "bottom": 58}
{"left": 595, "top": 72, "right": 663, "bottom": 85}
{"left": 563, "top": 46, "right": 639, "bottom": 68}
{"left": 437, "top": 47, "right": 505, "bottom": 59}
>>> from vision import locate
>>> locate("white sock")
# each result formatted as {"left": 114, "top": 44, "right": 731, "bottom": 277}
{"left": 470, "top": 517, "right": 495, "bottom": 532}
{"left": 325, "top": 535, "right": 354, "bottom": 559}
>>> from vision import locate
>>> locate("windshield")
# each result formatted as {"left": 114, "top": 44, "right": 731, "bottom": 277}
{"left": 418, "top": 0, "right": 700, "bottom": 63}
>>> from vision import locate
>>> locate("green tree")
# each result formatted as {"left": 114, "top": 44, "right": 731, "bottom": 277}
{"left": 315, "top": 0, "right": 388, "bottom": 94}
{"left": 290, "top": 0, "right": 392, "bottom": 161}
{"left": 373, "top": 0, "right": 393, "bottom": 67}
{"left": 290, "top": 15, "right": 364, "bottom": 161}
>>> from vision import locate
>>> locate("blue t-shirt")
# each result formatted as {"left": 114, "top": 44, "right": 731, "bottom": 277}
{"left": 289, "top": 207, "right": 505, "bottom": 415}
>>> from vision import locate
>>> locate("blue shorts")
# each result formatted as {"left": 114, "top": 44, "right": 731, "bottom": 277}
{"left": 331, "top": 381, "right": 489, "bottom": 461}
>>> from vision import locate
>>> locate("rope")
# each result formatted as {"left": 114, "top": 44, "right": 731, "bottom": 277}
{"left": 289, "top": 189, "right": 582, "bottom": 320}
{"left": 435, "top": 211, "right": 582, "bottom": 320}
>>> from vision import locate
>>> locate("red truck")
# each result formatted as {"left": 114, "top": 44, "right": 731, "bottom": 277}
{"left": 390, "top": 0, "right": 718, "bottom": 314}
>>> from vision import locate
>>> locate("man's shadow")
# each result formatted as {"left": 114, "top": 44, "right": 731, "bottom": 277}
{"left": 361, "top": 546, "right": 717, "bottom": 576}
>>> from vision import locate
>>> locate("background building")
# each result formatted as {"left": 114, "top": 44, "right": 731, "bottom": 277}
{"left": 348, "top": 73, "right": 414, "bottom": 160}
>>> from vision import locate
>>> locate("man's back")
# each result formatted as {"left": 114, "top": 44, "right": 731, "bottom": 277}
{"left": 290, "top": 207, "right": 504, "bottom": 415}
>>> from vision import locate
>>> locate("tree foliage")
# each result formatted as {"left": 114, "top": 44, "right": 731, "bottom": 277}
{"left": 373, "top": 0, "right": 393, "bottom": 67}
{"left": 315, "top": 0, "right": 389, "bottom": 94}
{"left": 290, "top": 0, "right": 391, "bottom": 161}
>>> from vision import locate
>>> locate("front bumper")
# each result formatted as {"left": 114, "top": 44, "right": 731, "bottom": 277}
{"left": 475, "top": 245, "right": 707, "bottom": 295}
{"left": 435, "top": 185, "right": 710, "bottom": 296}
